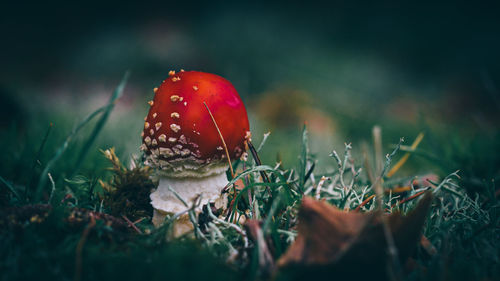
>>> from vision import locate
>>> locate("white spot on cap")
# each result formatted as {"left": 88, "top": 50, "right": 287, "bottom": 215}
{"left": 144, "top": 122, "right": 150, "bottom": 129}
{"left": 158, "top": 134, "right": 167, "bottom": 143}
{"left": 139, "top": 144, "right": 147, "bottom": 151}
{"left": 172, "top": 77, "right": 181, "bottom": 82}
{"left": 148, "top": 100, "right": 154, "bottom": 106}
{"left": 144, "top": 116, "right": 147, "bottom": 121}
{"left": 144, "top": 136, "right": 151, "bottom": 145}
{"left": 183, "top": 101, "right": 187, "bottom": 106}
{"left": 155, "top": 122, "right": 162, "bottom": 130}
{"left": 216, "top": 146, "right": 223, "bottom": 151}
{"left": 170, "top": 95, "right": 180, "bottom": 102}
{"left": 179, "top": 97, "right": 184, "bottom": 101}
{"left": 152, "top": 139, "right": 158, "bottom": 146}
{"left": 193, "top": 85, "right": 198, "bottom": 91}
{"left": 168, "top": 137, "right": 177, "bottom": 143}
{"left": 181, "top": 149, "right": 191, "bottom": 156}
{"left": 168, "top": 70, "right": 175, "bottom": 76}
{"left": 141, "top": 131, "right": 144, "bottom": 137}
{"left": 149, "top": 129, "right": 155, "bottom": 135}
{"left": 170, "top": 124, "right": 181, "bottom": 133}
{"left": 240, "top": 152, "right": 249, "bottom": 161}
{"left": 178, "top": 135, "right": 187, "bottom": 144}
{"left": 152, "top": 113, "right": 157, "bottom": 118}
{"left": 172, "top": 145, "right": 182, "bottom": 154}
{"left": 153, "top": 87, "right": 158, "bottom": 93}
{"left": 171, "top": 112, "right": 180, "bottom": 118}
{"left": 160, "top": 147, "right": 174, "bottom": 157}
{"left": 180, "top": 69, "right": 185, "bottom": 72}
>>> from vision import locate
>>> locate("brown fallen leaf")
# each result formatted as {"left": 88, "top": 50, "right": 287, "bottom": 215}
{"left": 277, "top": 193, "right": 433, "bottom": 280}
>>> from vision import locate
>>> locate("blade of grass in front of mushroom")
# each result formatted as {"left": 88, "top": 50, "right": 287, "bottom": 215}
{"left": 262, "top": 194, "right": 282, "bottom": 234}
{"left": 72, "top": 71, "right": 130, "bottom": 176}
{"left": 203, "top": 102, "right": 235, "bottom": 178}
{"left": 203, "top": 101, "right": 243, "bottom": 219}
{"left": 227, "top": 165, "right": 292, "bottom": 222}
{"left": 247, "top": 140, "right": 272, "bottom": 194}
{"left": 34, "top": 73, "right": 129, "bottom": 202}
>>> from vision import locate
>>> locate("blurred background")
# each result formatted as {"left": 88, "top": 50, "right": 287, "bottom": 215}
{"left": 1, "top": 0, "right": 499, "bottom": 181}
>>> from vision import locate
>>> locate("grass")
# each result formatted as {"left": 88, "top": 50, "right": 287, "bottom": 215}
{"left": 0, "top": 77, "right": 499, "bottom": 281}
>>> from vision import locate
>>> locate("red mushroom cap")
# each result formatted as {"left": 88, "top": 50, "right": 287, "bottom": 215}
{"left": 141, "top": 71, "right": 250, "bottom": 176}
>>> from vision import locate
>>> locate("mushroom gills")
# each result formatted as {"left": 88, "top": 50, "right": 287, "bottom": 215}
{"left": 150, "top": 169, "right": 229, "bottom": 231}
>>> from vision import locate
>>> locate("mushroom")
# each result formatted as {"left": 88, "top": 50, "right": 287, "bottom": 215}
{"left": 141, "top": 70, "right": 250, "bottom": 234}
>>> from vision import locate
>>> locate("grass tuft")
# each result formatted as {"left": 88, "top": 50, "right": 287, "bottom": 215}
{"left": 1, "top": 103, "right": 498, "bottom": 281}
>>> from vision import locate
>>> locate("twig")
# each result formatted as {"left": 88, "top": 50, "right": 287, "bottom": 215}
{"left": 387, "top": 132, "right": 424, "bottom": 178}
{"left": 133, "top": 217, "right": 146, "bottom": 224}
{"left": 354, "top": 194, "right": 375, "bottom": 212}
{"left": 388, "top": 186, "right": 412, "bottom": 193}
{"left": 122, "top": 215, "right": 143, "bottom": 234}
{"left": 390, "top": 188, "right": 430, "bottom": 209}
{"left": 203, "top": 102, "right": 234, "bottom": 178}
{"left": 314, "top": 176, "right": 329, "bottom": 199}
{"left": 74, "top": 215, "right": 96, "bottom": 281}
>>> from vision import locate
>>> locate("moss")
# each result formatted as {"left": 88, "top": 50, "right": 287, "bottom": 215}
{"left": 100, "top": 148, "right": 156, "bottom": 221}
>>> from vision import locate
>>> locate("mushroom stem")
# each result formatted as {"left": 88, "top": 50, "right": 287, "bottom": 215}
{"left": 150, "top": 169, "right": 229, "bottom": 229}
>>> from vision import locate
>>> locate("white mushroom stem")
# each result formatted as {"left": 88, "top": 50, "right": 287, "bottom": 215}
{"left": 150, "top": 169, "right": 229, "bottom": 230}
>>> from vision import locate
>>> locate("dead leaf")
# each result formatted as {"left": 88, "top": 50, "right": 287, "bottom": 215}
{"left": 277, "top": 193, "right": 433, "bottom": 280}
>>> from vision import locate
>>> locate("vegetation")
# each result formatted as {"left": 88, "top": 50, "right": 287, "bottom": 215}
{"left": 1, "top": 77, "right": 498, "bottom": 281}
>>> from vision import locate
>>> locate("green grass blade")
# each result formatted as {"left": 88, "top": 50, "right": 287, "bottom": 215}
{"left": 0, "top": 175, "right": 22, "bottom": 201}
{"left": 298, "top": 124, "right": 308, "bottom": 192}
{"left": 72, "top": 71, "right": 130, "bottom": 175}
{"left": 262, "top": 195, "right": 281, "bottom": 234}
{"left": 27, "top": 122, "right": 53, "bottom": 200}
{"left": 34, "top": 72, "right": 129, "bottom": 202}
